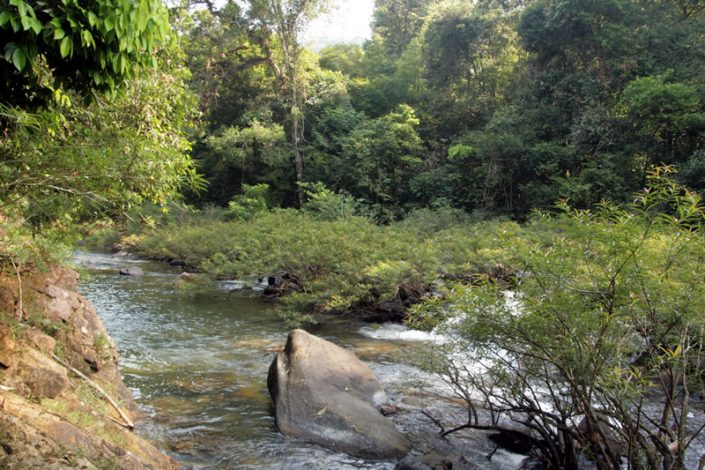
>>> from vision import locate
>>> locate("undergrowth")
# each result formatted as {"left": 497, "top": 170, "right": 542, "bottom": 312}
{"left": 124, "top": 205, "right": 523, "bottom": 326}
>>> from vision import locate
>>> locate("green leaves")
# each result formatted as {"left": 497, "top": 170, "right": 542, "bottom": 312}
{"left": 426, "top": 168, "right": 705, "bottom": 468}
{"left": 103, "top": 16, "right": 114, "bottom": 32}
{"left": 11, "top": 46, "right": 27, "bottom": 71}
{"left": 0, "top": 0, "right": 174, "bottom": 104}
{"left": 4, "top": 42, "right": 28, "bottom": 71}
{"left": 0, "top": 11, "right": 11, "bottom": 27}
{"left": 0, "top": 58, "right": 198, "bottom": 226}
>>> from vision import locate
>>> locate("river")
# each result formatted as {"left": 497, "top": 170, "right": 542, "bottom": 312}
{"left": 75, "top": 252, "right": 529, "bottom": 469}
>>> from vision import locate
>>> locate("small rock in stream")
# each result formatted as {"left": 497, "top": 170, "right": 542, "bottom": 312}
{"left": 396, "top": 454, "right": 456, "bottom": 470}
{"left": 118, "top": 267, "right": 144, "bottom": 277}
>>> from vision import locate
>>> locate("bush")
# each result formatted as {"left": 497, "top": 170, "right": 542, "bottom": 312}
{"left": 300, "top": 182, "right": 365, "bottom": 221}
{"left": 426, "top": 168, "right": 705, "bottom": 469}
{"left": 129, "top": 206, "right": 520, "bottom": 325}
{"left": 225, "top": 184, "right": 270, "bottom": 220}
{"left": 82, "top": 221, "right": 121, "bottom": 252}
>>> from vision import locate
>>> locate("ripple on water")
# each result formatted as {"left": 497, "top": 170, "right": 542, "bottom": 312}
{"left": 76, "top": 252, "right": 533, "bottom": 469}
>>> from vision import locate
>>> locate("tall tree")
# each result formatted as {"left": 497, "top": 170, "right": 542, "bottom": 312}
{"left": 248, "top": 0, "right": 328, "bottom": 206}
{"left": 173, "top": 0, "right": 274, "bottom": 129}
{"left": 420, "top": 0, "right": 523, "bottom": 136}
{"left": 372, "top": 0, "right": 438, "bottom": 57}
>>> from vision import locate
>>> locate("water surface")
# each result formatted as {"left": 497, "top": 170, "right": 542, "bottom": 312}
{"left": 75, "top": 252, "right": 524, "bottom": 469}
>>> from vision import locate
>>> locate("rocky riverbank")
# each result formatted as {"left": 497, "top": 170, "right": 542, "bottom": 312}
{"left": 0, "top": 264, "right": 175, "bottom": 468}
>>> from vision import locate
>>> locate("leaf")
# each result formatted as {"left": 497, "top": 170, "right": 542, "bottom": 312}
{"left": 53, "top": 27, "right": 65, "bottom": 40}
{"left": 0, "top": 11, "right": 12, "bottom": 27}
{"left": 10, "top": 15, "right": 19, "bottom": 32}
{"left": 4, "top": 41, "right": 17, "bottom": 59}
{"left": 316, "top": 407, "right": 327, "bottom": 416}
{"left": 59, "top": 36, "right": 71, "bottom": 58}
{"left": 104, "top": 16, "right": 114, "bottom": 32}
{"left": 12, "top": 47, "right": 26, "bottom": 71}
{"left": 28, "top": 16, "right": 41, "bottom": 34}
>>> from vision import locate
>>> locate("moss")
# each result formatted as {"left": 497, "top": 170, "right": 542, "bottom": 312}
{"left": 25, "top": 310, "right": 67, "bottom": 338}
{"left": 0, "top": 310, "right": 23, "bottom": 339}
{"left": 93, "top": 334, "right": 109, "bottom": 356}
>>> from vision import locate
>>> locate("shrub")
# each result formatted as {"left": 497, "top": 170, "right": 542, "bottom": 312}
{"left": 225, "top": 184, "right": 270, "bottom": 221}
{"left": 300, "top": 182, "right": 365, "bottom": 221}
{"left": 426, "top": 168, "right": 705, "bottom": 469}
{"left": 129, "top": 207, "right": 519, "bottom": 325}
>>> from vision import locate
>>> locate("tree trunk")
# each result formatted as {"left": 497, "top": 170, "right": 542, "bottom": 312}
{"left": 291, "top": 108, "right": 304, "bottom": 207}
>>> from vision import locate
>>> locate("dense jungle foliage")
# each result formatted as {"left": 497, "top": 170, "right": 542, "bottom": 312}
{"left": 3, "top": 0, "right": 705, "bottom": 241}
{"left": 178, "top": 0, "right": 705, "bottom": 220}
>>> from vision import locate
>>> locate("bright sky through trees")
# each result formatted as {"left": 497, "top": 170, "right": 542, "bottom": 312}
{"left": 303, "top": 0, "right": 374, "bottom": 48}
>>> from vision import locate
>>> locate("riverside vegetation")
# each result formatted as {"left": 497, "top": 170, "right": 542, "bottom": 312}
{"left": 104, "top": 166, "right": 705, "bottom": 469}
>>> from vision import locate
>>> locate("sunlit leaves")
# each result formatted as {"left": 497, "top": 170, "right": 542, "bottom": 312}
{"left": 0, "top": 56, "right": 200, "bottom": 225}
{"left": 430, "top": 168, "right": 705, "bottom": 468}
{"left": 0, "top": 0, "right": 174, "bottom": 102}
{"left": 58, "top": 36, "right": 71, "bottom": 58}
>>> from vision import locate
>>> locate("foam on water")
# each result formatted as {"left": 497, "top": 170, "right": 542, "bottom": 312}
{"left": 358, "top": 323, "right": 448, "bottom": 343}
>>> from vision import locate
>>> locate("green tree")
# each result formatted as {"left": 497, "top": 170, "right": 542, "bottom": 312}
{"left": 0, "top": 58, "right": 201, "bottom": 227}
{"left": 318, "top": 43, "right": 365, "bottom": 78}
{"left": 618, "top": 76, "right": 705, "bottom": 171}
{"left": 174, "top": 0, "right": 275, "bottom": 129}
{"left": 372, "top": 0, "right": 438, "bottom": 57}
{"left": 420, "top": 1, "right": 523, "bottom": 136}
{"left": 247, "top": 0, "right": 330, "bottom": 206}
{"left": 203, "top": 120, "right": 289, "bottom": 205}
{"left": 341, "top": 104, "right": 423, "bottom": 216}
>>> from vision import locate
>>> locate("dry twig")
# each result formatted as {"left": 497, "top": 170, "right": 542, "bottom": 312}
{"left": 51, "top": 353, "right": 134, "bottom": 430}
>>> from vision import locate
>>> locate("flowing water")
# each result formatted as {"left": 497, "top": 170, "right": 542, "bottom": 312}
{"left": 73, "top": 252, "right": 530, "bottom": 469}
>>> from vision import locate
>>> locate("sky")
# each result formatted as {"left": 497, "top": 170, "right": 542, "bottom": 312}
{"left": 302, "top": 0, "right": 375, "bottom": 49}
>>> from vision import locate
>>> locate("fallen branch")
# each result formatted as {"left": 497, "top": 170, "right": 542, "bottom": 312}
{"left": 9, "top": 258, "right": 22, "bottom": 321}
{"left": 421, "top": 410, "right": 448, "bottom": 435}
{"left": 51, "top": 353, "right": 134, "bottom": 430}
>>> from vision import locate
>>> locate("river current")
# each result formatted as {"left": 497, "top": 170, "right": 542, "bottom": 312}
{"left": 72, "top": 252, "right": 543, "bottom": 469}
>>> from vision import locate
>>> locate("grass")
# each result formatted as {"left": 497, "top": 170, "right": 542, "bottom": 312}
{"left": 43, "top": 382, "right": 128, "bottom": 449}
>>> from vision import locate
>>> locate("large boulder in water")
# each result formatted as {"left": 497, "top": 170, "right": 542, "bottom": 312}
{"left": 268, "top": 329, "right": 411, "bottom": 460}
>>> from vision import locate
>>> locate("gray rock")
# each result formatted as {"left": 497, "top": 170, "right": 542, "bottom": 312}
{"left": 396, "top": 453, "right": 460, "bottom": 470}
{"left": 268, "top": 329, "right": 411, "bottom": 460}
{"left": 395, "top": 456, "right": 433, "bottom": 470}
{"left": 118, "top": 267, "right": 143, "bottom": 277}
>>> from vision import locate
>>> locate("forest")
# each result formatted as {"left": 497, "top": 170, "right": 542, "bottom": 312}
{"left": 2, "top": 0, "right": 705, "bottom": 468}
{"left": 179, "top": 0, "right": 705, "bottom": 218}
